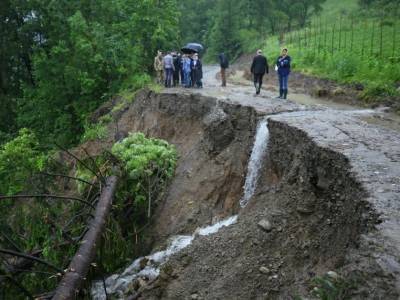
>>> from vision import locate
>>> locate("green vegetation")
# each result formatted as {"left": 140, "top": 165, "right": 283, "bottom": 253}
{"left": 0, "top": 132, "right": 177, "bottom": 296}
{"left": 0, "top": 129, "right": 47, "bottom": 196}
{"left": 80, "top": 112, "right": 114, "bottom": 143}
{"left": 1, "top": 0, "right": 179, "bottom": 147}
{"left": 111, "top": 133, "right": 177, "bottom": 221}
{"left": 260, "top": 0, "right": 400, "bottom": 102}
{"left": 75, "top": 133, "right": 178, "bottom": 272}
{"left": 180, "top": 0, "right": 326, "bottom": 60}
{"left": 311, "top": 272, "right": 356, "bottom": 300}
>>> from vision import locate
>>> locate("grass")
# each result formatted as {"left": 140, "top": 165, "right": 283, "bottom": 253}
{"left": 258, "top": 0, "right": 400, "bottom": 104}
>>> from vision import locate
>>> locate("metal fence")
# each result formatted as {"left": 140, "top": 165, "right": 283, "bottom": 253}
{"left": 283, "top": 16, "right": 398, "bottom": 59}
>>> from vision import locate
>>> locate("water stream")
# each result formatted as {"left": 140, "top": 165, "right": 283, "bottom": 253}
{"left": 240, "top": 119, "right": 270, "bottom": 207}
{"left": 91, "top": 119, "right": 270, "bottom": 299}
{"left": 91, "top": 216, "right": 238, "bottom": 299}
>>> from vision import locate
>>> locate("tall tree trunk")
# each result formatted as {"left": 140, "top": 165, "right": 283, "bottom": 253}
{"left": 52, "top": 176, "right": 118, "bottom": 300}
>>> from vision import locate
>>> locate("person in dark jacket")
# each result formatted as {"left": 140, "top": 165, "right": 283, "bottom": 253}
{"left": 218, "top": 53, "right": 229, "bottom": 87}
{"left": 276, "top": 48, "right": 291, "bottom": 99}
{"left": 172, "top": 52, "right": 181, "bottom": 87}
{"left": 191, "top": 53, "right": 203, "bottom": 88}
{"left": 250, "top": 49, "right": 269, "bottom": 95}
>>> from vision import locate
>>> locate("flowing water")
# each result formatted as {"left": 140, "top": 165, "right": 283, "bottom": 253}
{"left": 240, "top": 119, "right": 270, "bottom": 207}
{"left": 91, "top": 216, "right": 238, "bottom": 299}
{"left": 91, "top": 117, "right": 270, "bottom": 299}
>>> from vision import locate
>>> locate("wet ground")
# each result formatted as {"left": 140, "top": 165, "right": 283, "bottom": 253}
{"left": 159, "top": 66, "right": 400, "bottom": 298}
{"left": 166, "top": 65, "right": 400, "bottom": 133}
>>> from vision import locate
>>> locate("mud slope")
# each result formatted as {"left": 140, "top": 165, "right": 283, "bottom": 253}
{"left": 89, "top": 90, "right": 264, "bottom": 242}
{"left": 86, "top": 84, "right": 400, "bottom": 299}
{"left": 138, "top": 109, "right": 400, "bottom": 299}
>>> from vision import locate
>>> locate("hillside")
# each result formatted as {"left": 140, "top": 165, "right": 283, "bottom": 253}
{"left": 261, "top": 0, "right": 400, "bottom": 107}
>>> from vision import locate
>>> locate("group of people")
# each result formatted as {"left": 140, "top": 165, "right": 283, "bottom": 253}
{"left": 154, "top": 47, "right": 291, "bottom": 99}
{"left": 219, "top": 48, "right": 291, "bottom": 99}
{"left": 154, "top": 50, "right": 203, "bottom": 89}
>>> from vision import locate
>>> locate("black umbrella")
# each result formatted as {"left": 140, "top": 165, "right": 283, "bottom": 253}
{"left": 181, "top": 43, "right": 204, "bottom": 54}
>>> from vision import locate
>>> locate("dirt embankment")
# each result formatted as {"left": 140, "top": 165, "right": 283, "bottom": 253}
{"left": 81, "top": 88, "right": 400, "bottom": 299}
{"left": 80, "top": 89, "right": 259, "bottom": 248}
{"left": 140, "top": 113, "right": 399, "bottom": 300}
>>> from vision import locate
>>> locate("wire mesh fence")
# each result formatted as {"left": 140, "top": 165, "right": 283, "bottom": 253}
{"left": 282, "top": 16, "right": 399, "bottom": 61}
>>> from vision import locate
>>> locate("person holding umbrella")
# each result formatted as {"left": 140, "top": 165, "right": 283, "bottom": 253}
{"left": 191, "top": 53, "right": 203, "bottom": 88}
{"left": 250, "top": 49, "right": 269, "bottom": 95}
{"left": 181, "top": 43, "right": 204, "bottom": 88}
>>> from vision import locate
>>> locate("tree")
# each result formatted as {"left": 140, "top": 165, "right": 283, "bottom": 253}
{"left": 207, "top": 0, "right": 242, "bottom": 59}
{"left": 12, "top": 0, "right": 180, "bottom": 146}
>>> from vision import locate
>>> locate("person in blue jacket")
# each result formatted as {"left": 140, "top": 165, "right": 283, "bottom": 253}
{"left": 276, "top": 48, "right": 291, "bottom": 99}
{"left": 182, "top": 54, "right": 192, "bottom": 88}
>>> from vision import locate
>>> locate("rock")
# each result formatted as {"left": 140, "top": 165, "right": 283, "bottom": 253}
{"left": 313, "top": 87, "right": 329, "bottom": 97}
{"left": 139, "top": 258, "right": 149, "bottom": 270}
{"left": 259, "top": 266, "right": 270, "bottom": 274}
{"left": 191, "top": 293, "right": 199, "bottom": 299}
{"left": 296, "top": 204, "right": 314, "bottom": 215}
{"left": 332, "top": 87, "right": 345, "bottom": 96}
{"left": 257, "top": 219, "right": 272, "bottom": 232}
{"left": 326, "top": 271, "right": 339, "bottom": 280}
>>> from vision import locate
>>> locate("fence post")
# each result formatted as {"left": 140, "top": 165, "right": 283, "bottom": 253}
{"left": 331, "top": 22, "right": 335, "bottom": 55}
{"left": 361, "top": 21, "right": 366, "bottom": 57}
{"left": 350, "top": 17, "right": 354, "bottom": 52}
{"left": 298, "top": 27, "right": 301, "bottom": 49}
{"left": 393, "top": 20, "right": 397, "bottom": 57}
{"left": 379, "top": 18, "right": 383, "bottom": 58}
{"left": 344, "top": 19, "right": 347, "bottom": 51}
{"left": 314, "top": 18, "right": 317, "bottom": 55}
{"left": 318, "top": 17, "right": 322, "bottom": 55}
{"left": 338, "top": 15, "right": 342, "bottom": 52}
{"left": 370, "top": 21, "right": 375, "bottom": 57}
{"left": 324, "top": 18, "right": 328, "bottom": 53}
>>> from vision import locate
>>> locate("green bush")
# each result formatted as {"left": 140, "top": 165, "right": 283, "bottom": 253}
{"left": 80, "top": 122, "right": 109, "bottom": 143}
{"left": 0, "top": 128, "right": 47, "bottom": 195}
{"left": 74, "top": 132, "right": 178, "bottom": 272}
{"left": 311, "top": 272, "right": 356, "bottom": 300}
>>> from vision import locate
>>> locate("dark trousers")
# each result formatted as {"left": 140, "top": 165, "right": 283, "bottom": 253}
{"left": 190, "top": 72, "right": 196, "bottom": 87}
{"left": 173, "top": 70, "right": 180, "bottom": 86}
{"left": 180, "top": 69, "right": 184, "bottom": 84}
{"left": 164, "top": 68, "right": 173, "bottom": 87}
{"left": 253, "top": 73, "right": 264, "bottom": 92}
{"left": 221, "top": 68, "right": 226, "bottom": 86}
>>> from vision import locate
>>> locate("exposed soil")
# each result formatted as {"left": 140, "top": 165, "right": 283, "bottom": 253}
{"left": 82, "top": 63, "right": 400, "bottom": 299}
{"left": 139, "top": 111, "right": 400, "bottom": 300}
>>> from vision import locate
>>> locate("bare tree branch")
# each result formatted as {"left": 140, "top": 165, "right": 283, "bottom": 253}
{"left": 0, "top": 249, "right": 63, "bottom": 273}
{"left": 53, "top": 176, "right": 118, "bottom": 300}
{"left": 38, "top": 172, "right": 96, "bottom": 187}
{"left": 55, "top": 143, "right": 105, "bottom": 184}
{"left": 0, "top": 194, "right": 95, "bottom": 209}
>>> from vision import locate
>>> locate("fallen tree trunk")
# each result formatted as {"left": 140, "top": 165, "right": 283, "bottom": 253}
{"left": 52, "top": 176, "right": 118, "bottom": 300}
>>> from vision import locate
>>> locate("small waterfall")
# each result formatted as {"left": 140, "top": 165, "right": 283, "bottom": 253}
{"left": 91, "top": 216, "right": 238, "bottom": 299}
{"left": 239, "top": 119, "right": 269, "bottom": 207}
{"left": 91, "top": 118, "right": 271, "bottom": 298}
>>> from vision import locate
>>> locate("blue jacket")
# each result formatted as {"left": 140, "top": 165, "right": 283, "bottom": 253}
{"left": 276, "top": 55, "right": 291, "bottom": 76}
